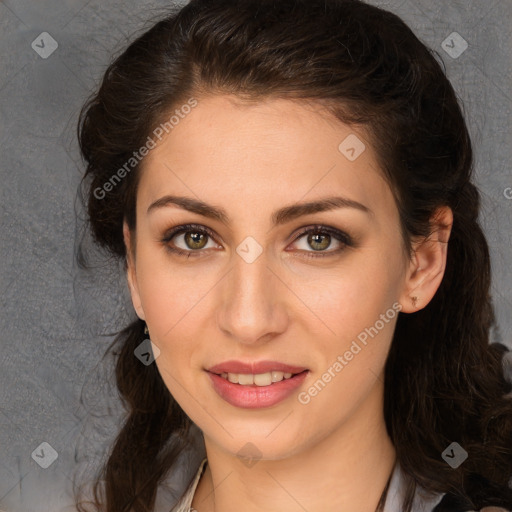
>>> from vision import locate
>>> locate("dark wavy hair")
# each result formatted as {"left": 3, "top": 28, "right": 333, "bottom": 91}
{"left": 75, "top": 0, "right": 512, "bottom": 510}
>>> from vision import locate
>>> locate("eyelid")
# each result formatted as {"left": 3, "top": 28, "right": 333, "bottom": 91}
{"left": 291, "top": 225, "right": 352, "bottom": 246}
{"left": 161, "top": 223, "right": 220, "bottom": 257}
{"left": 160, "top": 223, "right": 353, "bottom": 258}
{"left": 162, "top": 223, "right": 218, "bottom": 242}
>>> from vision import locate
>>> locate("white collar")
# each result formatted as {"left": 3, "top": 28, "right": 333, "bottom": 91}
{"left": 383, "top": 461, "right": 445, "bottom": 512}
{"left": 169, "top": 457, "right": 448, "bottom": 512}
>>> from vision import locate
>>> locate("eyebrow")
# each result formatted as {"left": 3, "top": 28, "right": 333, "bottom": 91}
{"left": 147, "top": 194, "right": 373, "bottom": 226}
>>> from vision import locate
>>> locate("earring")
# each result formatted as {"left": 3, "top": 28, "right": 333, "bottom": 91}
{"left": 144, "top": 324, "right": 149, "bottom": 336}
{"left": 411, "top": 296, "right": 418, "bottom": 307}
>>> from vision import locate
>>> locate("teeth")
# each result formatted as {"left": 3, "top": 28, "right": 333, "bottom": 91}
{"left": 220, "top": 371, "right": 295, "bottom": 386}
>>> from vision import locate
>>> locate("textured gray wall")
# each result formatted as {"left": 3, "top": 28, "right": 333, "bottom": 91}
{"left": 0, "top": 1, "right": 511, "bottom": 511}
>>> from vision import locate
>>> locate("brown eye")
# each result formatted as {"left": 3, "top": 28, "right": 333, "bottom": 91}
{"left": 161, "top": 223, "right": 353, "bottom": 260}
{"left": 290, "top": 225, "right": 353, "bottom": 258}
{"left": 161, "top": 224, "right": 219, "bottom": 258}
{"left": 307, "top": 232, "right": 332, "bottom": 251}
{"left": 183, "top": 231, "right": 209, "bottom": 250}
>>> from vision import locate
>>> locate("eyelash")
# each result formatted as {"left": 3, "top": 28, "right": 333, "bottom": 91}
{"left": 160, "top": 223, "right": 354, "bottom": 260}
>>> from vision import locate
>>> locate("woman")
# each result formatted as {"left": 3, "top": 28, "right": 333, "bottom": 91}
{"left": 75, "top": 0, "right": 512, "bottom": 510}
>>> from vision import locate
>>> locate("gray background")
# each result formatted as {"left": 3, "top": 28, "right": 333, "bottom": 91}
{"left": 0, "top": 1, "right": 511, "bottom": 511}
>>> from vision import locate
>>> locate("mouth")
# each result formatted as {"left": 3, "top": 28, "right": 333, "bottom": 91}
{"left": 207, "top": 360, "right": 308, "bottom": 377}
{"left": 206, "top": 369, "right": 310, "bottom": 409}
{"left": 208, "top": 369, "right": 309, "bottom": 387}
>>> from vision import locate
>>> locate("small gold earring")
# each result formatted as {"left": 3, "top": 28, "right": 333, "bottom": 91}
{"left": 144, "top": 324, "right": 149, "bottom": 335}
{"left": 411, "top": 296, "right": 418, "bottom": 307}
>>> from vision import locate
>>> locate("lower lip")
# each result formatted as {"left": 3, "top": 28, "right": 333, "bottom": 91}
{"left": 207, "top": 370, "right": 309, "bottom": 409}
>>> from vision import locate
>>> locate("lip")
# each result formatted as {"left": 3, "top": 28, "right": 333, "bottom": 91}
{"left": 207, "top": 360, "right": 308, "bottom": 375}
{"left": 207, "top": 370, "right": 309, "bottom": 409}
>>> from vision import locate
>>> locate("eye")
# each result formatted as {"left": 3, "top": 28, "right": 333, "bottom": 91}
{"left": 161, "top": 223, "right": 353, "bottom": 259}
{"left": 161, "top": 223, "right": 219, "bottom": 258}
{"left": 289, "top": 225, "right": 353, "bottom": 258}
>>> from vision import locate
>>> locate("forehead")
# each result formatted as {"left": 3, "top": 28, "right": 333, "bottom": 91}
{"left": 138, "top": 95, "right": 395, "bottom": 221}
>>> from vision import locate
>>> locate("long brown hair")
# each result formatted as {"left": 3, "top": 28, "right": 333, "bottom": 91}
{"left": 75, "top": 0, "right": 512, "bottom": 510}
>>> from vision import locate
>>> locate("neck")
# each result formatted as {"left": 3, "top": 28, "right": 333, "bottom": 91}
{"left": 192, "top": 380, "right": 396, "bottom": 512}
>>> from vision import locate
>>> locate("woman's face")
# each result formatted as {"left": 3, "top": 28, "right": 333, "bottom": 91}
{"left": 124, "top": 94, "right": 418, "bottom": 460}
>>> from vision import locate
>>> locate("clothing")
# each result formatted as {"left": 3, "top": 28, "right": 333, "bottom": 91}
{"left": 170, "top": 457, "right": 207, "bottom": 512}
{"left": 169, "top": 457, "right": 510, "bottom": 512}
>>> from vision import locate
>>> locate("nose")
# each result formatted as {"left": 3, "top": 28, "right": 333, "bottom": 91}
{"left": 216, "top": 248, "right": 289, "bottom": 345}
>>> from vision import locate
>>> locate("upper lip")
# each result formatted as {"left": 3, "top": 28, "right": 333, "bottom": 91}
{"left": 207, "top": 360, "right": 309, "bottom": 375}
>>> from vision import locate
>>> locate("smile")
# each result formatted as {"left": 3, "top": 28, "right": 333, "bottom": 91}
{"left": 207, "top": 370, "right": 309, "bottom": 408}
{"left": 218, "top": 371, "right": 296, "bottom": 386}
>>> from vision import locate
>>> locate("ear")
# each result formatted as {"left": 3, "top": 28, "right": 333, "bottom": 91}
{"left": 399, "top": 206, "right": 453, "bottom": 313}
{"left": 123, "top": 221, "right": 146, "bottom": 321}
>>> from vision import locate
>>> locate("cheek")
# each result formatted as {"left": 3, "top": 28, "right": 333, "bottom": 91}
{"left": 135, "top": 254, "right": 208, "bottom": 393}
{"left": 296, "top": 269, "right": 398, "bottom": 414}
{"left": 134, "top": 245, "right": 213, "bottom": 332}
{"left": 288, "top": 256, "right": 399, "bottom": 337}
{"left": 288, "top": 255, "right": 401, "bottom": 387}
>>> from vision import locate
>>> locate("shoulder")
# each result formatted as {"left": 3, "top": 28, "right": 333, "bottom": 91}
{"left": 433, "top": 492, "right": 511, "bottom": 512}
{"left": 385, "top": 462, "right": 511, "bottom": 512}
{"left": 169, "top": 457, "right": 208, "bottom": 512}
